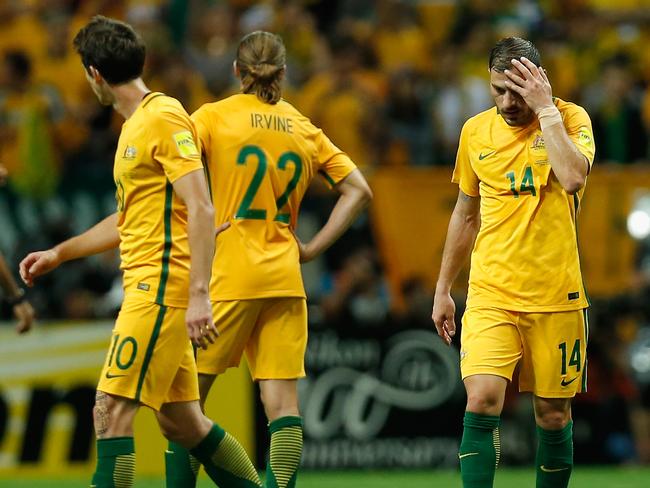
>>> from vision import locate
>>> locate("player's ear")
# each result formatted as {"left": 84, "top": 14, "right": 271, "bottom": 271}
{"left": 233, "top": 60, "right": 239, "bottom": 78}
{"left": 88, "top": 65, "right": 103, "bottom": 83}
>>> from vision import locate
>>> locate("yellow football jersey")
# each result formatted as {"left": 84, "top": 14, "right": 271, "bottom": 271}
{"left": 192, "top": 93, "right": 357, "bottom": 301}
{"left": 453, "top": 98, "right": 596, "bottom": 312}
{"left": 114, "top": 92, "right": 203, "bottom": 308}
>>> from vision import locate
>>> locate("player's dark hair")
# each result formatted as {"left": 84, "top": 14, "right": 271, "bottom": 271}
{"left": 72, "top": 15, "right": 145, "bottom": 85}
{"left": 489, "top": 37, "right": 541, "bottom": 72}
{"left": 236, "top": 31, "right": 285, "bottom": 104}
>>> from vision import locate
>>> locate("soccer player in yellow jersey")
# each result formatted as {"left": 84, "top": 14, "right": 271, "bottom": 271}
{"left": 19, "top": 16, "right": 261, "bottom": 488}
{"left": 165, "top": 31, "right": 372, "bottom": 488}
{"left": 431, "top": 38, "right": 595, "bottom": 488}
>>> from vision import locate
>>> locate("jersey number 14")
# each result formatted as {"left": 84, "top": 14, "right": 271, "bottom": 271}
{"left": 506, "top": 166, "right": 536, "bottom": 198}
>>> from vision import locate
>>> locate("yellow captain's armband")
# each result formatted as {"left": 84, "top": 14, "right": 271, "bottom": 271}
{"left": 173, "top": 131, "right": 199, "bottom": 158}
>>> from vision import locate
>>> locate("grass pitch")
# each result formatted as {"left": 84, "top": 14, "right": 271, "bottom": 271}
{"left": 1, "top": 467, "right": 650, "bottom": 487}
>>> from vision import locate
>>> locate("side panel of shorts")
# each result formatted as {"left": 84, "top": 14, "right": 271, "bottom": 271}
{"left": 245, "top": 298, "right": 307, "bottom": 381}
{"left": 460, "top": 307, "right": 523, "bottom": 381}
{"left": 518, "top": 308, "right": 588, "bottom": 398}
{"left": 97, "top": 298, "right": 199, "bottom": 410}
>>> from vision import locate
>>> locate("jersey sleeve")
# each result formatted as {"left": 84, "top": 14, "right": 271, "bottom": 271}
{"left": 451, "top": 121, "right": 480, "bottom": 196}
{"left": 315, "top": 128, "right": 357, "bottom": 189}
{"left": 151, "top": 108, "right": 204, "bottom": 183}
{"left": 191, "top": 106, "right": 212, "bottom": 157}
{"left": 563, "top": 104, "right": 596, "bottom": 168}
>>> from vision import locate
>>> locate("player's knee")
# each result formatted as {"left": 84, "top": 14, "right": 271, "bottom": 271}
{"left": 466, "top": 392, "right": 503, "bottom": 416}
{"left": 159, "top": 414, "right": 209, "bottom": 447}
{"left": 534, "top": 397, "right": 571, "bottom": 430}
{"left": 535, "top": 406, "right": 571, "bottom": 430}
{"left": 159, "top": 419, "right": 183, "bottom": 444}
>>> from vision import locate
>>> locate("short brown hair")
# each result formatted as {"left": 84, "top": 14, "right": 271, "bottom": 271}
{"left": 73, "top": 15, "right": 145, "bottom": 85}
{"left": 236, "top": 31, "right": 285, "bottom": 104}
{"left": 489, "top": 37, "right": 541, "bottom": 72}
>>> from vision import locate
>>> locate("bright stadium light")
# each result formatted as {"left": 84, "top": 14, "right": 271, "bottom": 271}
{"left": 627, "top": 210, "right": 650, "bottom": 240}
{"left": 627, "top": 194, "right": 650, "bottom": 240}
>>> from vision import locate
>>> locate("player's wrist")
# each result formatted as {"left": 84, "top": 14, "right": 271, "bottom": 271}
{"left": 189, "top": 284, "right": 209, "bottom": 298}
{"left": 434, "top": 282, "right": 452, "bottom": 296}
{"left": 536, "top": 105, "right": 562, "bottom": 130}
{"left": 49, "top": 245, "right": 65, "bottom": 264}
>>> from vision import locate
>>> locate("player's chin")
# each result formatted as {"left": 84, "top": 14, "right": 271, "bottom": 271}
{"left": 502, "top": 113, "right": 522, "bottom": 126}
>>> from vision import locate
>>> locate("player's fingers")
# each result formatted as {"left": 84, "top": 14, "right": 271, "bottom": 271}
{"left": 519, "top": 57, "right": 541, "bottom": 78}
{"left": 511, "top": 58, "right": 533, "bottom": 79}
{"left": 504, "top": 79, "right": 525, "bottom": 96}
{"left": 504, "top": 69, "right": 526, "bottom": 87}
{"left": 433, "top": 318, "right": 447, "bottom": 340}
{"left": 204, "top": 326, "right": 216, "bottom": 344}
{"left": 446, "top": 316, "right": 456, "bottom": 337}
{"left": 441, "top": 327, "right": 451, "bottom": 346}
{"left": 19, "top": 255, "right": 35, "bottom": 282}
{"left": 29, "top": 257, "right": 48, "bottom": 277}
{"left": 540, "top": 67, "right": 550, "bottom": 83}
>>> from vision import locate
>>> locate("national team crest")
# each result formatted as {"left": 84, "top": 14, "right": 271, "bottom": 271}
{"left": 531, "top": 134, "right": 545, "bottom": 150}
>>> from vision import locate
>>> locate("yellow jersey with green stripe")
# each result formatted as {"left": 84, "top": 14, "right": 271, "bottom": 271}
{"left": 114, "top": 92, "right": 203, "bottom": 308}
{"left": 192, "top": 93, "right": 357, "bottom": 301}
{"left": 452, "top": 98, "right": 595, "bottom": 312}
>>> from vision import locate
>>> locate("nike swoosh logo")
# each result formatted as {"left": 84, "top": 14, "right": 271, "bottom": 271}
{"left": 561, "top": 376, "right": 578, "bottom": 387}
{"left": 478, "top": 151, "right": 496, "bottom": 160}
{"left": 540, "top": 465, "right": 569, "bottom": 473}
{"left": 458, "top": 452, "right": 480, "bottom": 459}
{"left": 105, "top": 372, "right": 127, "bottom": 379}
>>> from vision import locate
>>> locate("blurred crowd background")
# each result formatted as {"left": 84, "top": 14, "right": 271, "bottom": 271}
{"left": 1, "top": 0, "right": 650, "bottom": 467}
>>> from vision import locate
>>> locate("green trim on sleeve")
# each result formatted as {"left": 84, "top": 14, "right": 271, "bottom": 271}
{"left": 318, "top": 169, "right": 337, "bottom": 187}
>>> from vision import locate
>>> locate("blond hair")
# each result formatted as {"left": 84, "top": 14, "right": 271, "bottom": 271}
{"left": 236, "top": 31, "right": 285, "bottom": 104}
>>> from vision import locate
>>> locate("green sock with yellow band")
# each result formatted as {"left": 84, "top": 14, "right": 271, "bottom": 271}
{"left": 265, "top": 416, "right": 303, "bottom": 488}
{"left": 190, "top": 423, "right": 261, "bottom": 488}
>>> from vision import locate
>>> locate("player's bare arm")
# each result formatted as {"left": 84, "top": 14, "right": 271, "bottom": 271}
{"left": 432, "top": 190, "right": 480, "bottom": 345}
{"left": 19, "top": 212, "right": 120, "bottom": 287}
{"left": 171, "top": 169, "right": 223, "bottom": 350}
{"left": 504, "top": 57, "right": 588, "bottom": 194}
{"left": 296, "top": 169, "right": 372, "bottom": 263}
{"left": 0, "top": 252, "right": 35, "bottom": 334}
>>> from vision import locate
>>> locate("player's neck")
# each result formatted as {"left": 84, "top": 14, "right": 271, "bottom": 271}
{"left": 111, "top": 78, "right": 151, "bottom": 120}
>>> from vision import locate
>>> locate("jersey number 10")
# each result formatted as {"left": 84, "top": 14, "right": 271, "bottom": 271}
{"left": 236, "top": 145, "right": 303, "bottom": 223}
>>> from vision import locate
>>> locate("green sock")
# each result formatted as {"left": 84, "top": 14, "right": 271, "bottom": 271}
{"left": 165, "top": 441, "right": 200, "bottom": 488}
{"left": 90, "top": 437, "right": 135, "bottom": 488}
{"left": 459, "top": 412, "right": 500, "bottom": 488}
{"left": 265, "top": 416, "right": 303, "bottom": 488}
{"left": 536, "top": 421, "right": 573, "bottom": 488}
{"left": 190, "top": 423, "right": 261, "bottom": 488}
